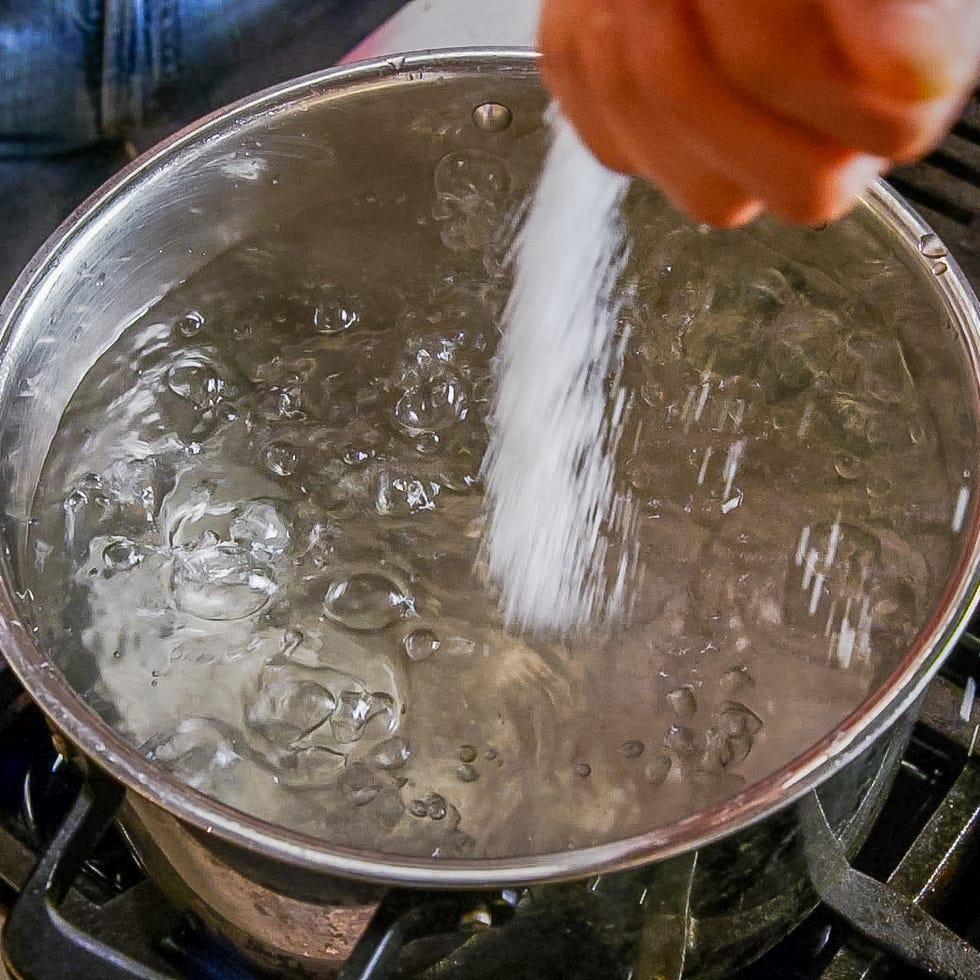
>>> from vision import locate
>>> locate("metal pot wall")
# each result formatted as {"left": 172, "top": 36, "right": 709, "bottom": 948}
{"left": 1, "top": 51, "right": 980, "bottom": 978}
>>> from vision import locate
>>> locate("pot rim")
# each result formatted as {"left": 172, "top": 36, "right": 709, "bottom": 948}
{"left": 2, "top": 48, "right": 980, "bottom": 889}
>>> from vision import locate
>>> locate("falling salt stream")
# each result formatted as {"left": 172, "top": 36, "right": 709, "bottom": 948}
{"left": 482, "top": 111, "right": 639, "bottom": 634}
{"left": 20, "top": 109, "right": 973, "bottom": 860}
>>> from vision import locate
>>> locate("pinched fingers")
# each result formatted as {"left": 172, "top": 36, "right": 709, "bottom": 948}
{"left": 538, "top": 0, "right": 977, "bottom": 226}
{"left": 544, "top": 0, "right": 763, "bottom": 227}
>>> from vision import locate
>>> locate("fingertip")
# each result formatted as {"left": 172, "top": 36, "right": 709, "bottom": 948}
{"left": 886, "top": 92, "right": 969, "bottom": 162}
{"left": 691, "top": 197, "right": 764, "bottom": 229}
{"left": 764, "top": 153, "right": 885, "bottom": 226}
{"left": 839, "top": 154, "right": 888, "bottom": 201}
{"left": 591, "top": 143, "right": 636, "bottom": 177}
{"left": 643, "top": 168, "right": 763, "bottom": 229}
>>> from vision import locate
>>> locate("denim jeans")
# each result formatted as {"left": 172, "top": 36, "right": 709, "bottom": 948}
{"left": 0, "top": 0, "right": 407, "bottom": 156}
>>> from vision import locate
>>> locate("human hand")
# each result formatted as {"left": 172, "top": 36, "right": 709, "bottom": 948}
{"left": 538, "top": 0, "right": 980, "bottom": 226}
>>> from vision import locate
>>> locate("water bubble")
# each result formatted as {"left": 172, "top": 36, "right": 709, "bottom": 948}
{"left": 908, "top": 418, "right": 929, "bottom": 445}
{"left": 437, "top": 467, "right": 481, "bottom": 494}
{"left": 834, "top": 453, "right": 862, "bottom": 480}
{"left": 390, "top": 477, "right": 439, "bottom": 513}
{"left": 330, "top": 690, "right": 394, "bottom": 744}
{"left": 172, "top": 541, "right": 276, "bottom": 620}
{"left": 166, "top": 357, "right": 228, "bottom": 411}
{"left": 65, "top": 488, "right": 89, "bottom": 512}
{"left": 766, "top": 337, "right": 814, "bottom": 395}
{"left": 432, "top": 150, "right": 512, "bottom": 253}
{"left": 666, "top": 686, "right": 698, "bottom": 718}
{"left": 408, "top": 798, "right": 428, "bottom": 818}
{"left": 717, "top": 701, "right": 764, "bottom": 737}
{"left": 457, "top": 764, "right": 479, "bottom": 782}
{"left": 701, "top": 728, "right": 735, "bottom": 772}
{"left": 414, "top": 432, "right": 441, "bottom": 454}
{"left": 341, "top": 763, "right": 381, "bottom": 807}
{"left": 102, "top": 538, "right": 142, "bottom": 571}
{"left": 64, "top": 476, "right": 116, "bottom": 536}
{"left": 374, "top": 736, "right": 411, "bottom": 770}
{"left": 245, "top": 671, "right": 336, "bottom": 745}
{"left": 485, "top": 748, "right": 498, "bottom": 762}
{"left": 256, "top": 384, "right": 305, "bottom": 421}
{"left": 664, "top": 725, "right": 696, "bottom": 755}
{"left": 176, "top": 311, "right": 205, "bottom": 338}
{"left": 440, "top": 636, "right": 478, "bottom": 658}
{"left": 575, "top": 762, "right": 592, "bottom": 778}
{"left": 342, "top": 446, "right": 371, "bottom": 467}
{"left": 263, "top": 442, "right": 299, "bottom": 477}
{"left": 401, "top": 628, "right": 439, "bottom": 663}
{"left": 229, "top": 501, "right": 290, "bottom": 557}
{"left": 644, "top": 754, "right": 672, "bottom": 786}
{"left": 433, "top": 149, "right": 510, "bottom": 202}
{"left": 917, "top": 233, "right": 948, "bottom": 260}
{"left": 438, "top": 218, "right": 475, "bottom": 252}
{"left": 742, "top": 267, "right": 794, "bottom": 314}
{"left": 719, "top": 666, "right": 754, "bottom": 694}
{"left": 349, "top": 785, "right": 378, "bottom": 807}
{"left": 313, "top": 296, "right": 360, "bottom": 335}
{"left": 143, "top": 718, "right": 239, "bottom": 790}
{"left": 619, "top": 739, "right": 645, "bottom": 759}
{"left": 458, "top": 744, "right": 478, "bottom": 763}
{"left": 274, "top": 745, "right": 346, "bottom": 785}
{"left": 393, "top": 362, "right": 468, "bottom": 437}
{"left": 281, "top": 628, "right": 304, "bottom": 655}
{"left": 426, "top": 793, "right": 448, "bottom": 820}
{"left": 866, "top": 473, "right": 893, "bottom": 498}
{"left": 99, "top": 459, "right": 161, "bottom": 522}
{"left": 323, "top": 572, "right": 412, "bottom": 631}
{"left": 840, "top": 333, "right": 912, "bottom": 406}
{"left": 726, "top": 734, "right": 753, "bottom": 767}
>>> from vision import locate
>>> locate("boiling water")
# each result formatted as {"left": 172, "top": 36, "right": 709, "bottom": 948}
{"left": 24, "top": 144, "right": 969, "bottom": 860}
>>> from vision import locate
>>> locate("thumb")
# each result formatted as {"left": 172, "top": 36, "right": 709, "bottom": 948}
{"left": 823, "top": 0, "right": 980, "bottom": 101}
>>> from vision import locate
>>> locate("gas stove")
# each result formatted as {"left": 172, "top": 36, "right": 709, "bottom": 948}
{"left": 1, "top": 3, "right": 979, "bottom": 978}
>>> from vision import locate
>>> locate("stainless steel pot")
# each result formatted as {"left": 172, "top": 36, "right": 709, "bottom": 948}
{"left": 1, "top": 50, "right": 980, "bottom": 979}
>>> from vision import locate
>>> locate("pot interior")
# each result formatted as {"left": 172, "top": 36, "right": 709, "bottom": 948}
{"left": 1, "top": 53, "right": 980, "bottom": 881}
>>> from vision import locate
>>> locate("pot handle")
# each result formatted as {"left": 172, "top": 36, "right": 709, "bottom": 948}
{"left": 800, "top": 790, "right": 980, "bottom": 980}
{"left": 337, "top": 891, "right": 496, "bottom": 980}
{"left": 1, "top": 767, "right": 178, "bottom": 980}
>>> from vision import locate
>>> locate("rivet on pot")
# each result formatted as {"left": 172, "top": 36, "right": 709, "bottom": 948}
{"left": 472, "top": 102, "right": 513, "bottom": 133}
